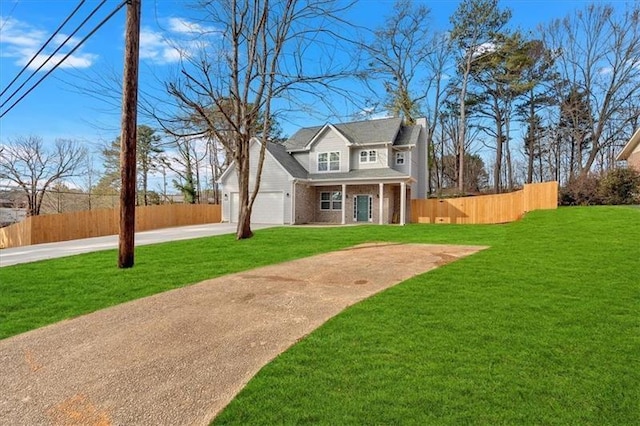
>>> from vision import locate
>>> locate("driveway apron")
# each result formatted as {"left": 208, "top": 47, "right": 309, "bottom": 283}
{"left": 0, "top": 242, "right": 486, "bottom": 425}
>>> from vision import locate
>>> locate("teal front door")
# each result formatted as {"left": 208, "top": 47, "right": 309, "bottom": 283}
{"left": 355, "top": 195, "right": 370, "bottom": 222}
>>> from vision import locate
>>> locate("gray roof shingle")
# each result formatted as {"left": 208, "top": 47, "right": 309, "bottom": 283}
{"left": 307, "top": 168, "right": 410, "bottom": 181}
{"left": 394, "top": 124, "right": 421, "bottom": 146}
{"left": 283, "top": 117, "right": 404, "bottom": 151}
{"left": 266, "top": 142, "right": 308, "bottom": 179}
{"left": 267, "top": 117, "right": 420, "bottom": 182}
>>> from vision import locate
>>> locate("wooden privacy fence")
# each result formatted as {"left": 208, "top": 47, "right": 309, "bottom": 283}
{"left": 411, "top": 181, "right": 558, "bottom": 225}
{"left": 0, "top": 204, "right": 221, "bottom": 249}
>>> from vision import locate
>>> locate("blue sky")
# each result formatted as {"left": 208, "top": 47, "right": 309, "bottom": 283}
{"left": 0, "top": 0, "right": 603, "bottom": 150}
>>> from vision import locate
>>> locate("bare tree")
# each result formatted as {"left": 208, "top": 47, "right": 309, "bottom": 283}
{"left": 0, "top": 136, "right": 87, "bottom": 216}
{"left": 157, "top": 0, "right": 356, "bottom": 239}
{"left": 543, "top": 3, "right": 640, "bottom": 177}
{"left": 423, "top": 33, "right": 453, "bottom": 195}
{"left": 162, "top": 136, "right": 207, "bottom": 204}
{"left": 362, "top": 0, "right": 432, "bottom": 124}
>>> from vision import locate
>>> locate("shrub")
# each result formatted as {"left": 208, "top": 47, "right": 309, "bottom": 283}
{"left": 598, "top": 167, "right": 640, "bottom": 205}
{"left": 559, "top": 173, "right": 602, "bottom": 206}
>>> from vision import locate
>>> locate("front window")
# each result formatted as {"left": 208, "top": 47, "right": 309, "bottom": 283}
{"left": 360, "top": 150, "right": 377, "bottom": 163}
{"left": 318, "top": 151, "right": 340, "bottom": 171}
{"left": 320, "top": 191, "right": 342, "bottom": 210}
{"left": 396, "top": 151, "right": 405, "bottom": 165}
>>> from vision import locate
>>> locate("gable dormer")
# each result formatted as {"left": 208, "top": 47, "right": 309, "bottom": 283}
{"left": 283, "top": 117, "right": 409, "bottom": 174}
{"left": 306, "top": 125, "right": 351, "bottom": 173}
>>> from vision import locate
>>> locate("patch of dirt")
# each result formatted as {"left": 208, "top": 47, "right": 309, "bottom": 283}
{"left": 434, "top": 252, "right": 460, "bottom": 266}
{"left": 0, "top": 242, "right": 487, "bottom": 426}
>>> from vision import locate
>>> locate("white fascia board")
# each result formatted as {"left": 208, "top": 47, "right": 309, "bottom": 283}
{"left": 305, "top": 123, "right": 352, "bottom": 149}
{"left": 616, "top": 128, "right": 640, "bottom": 161}
{"left": 306, "top": 176, "right": 416, "bottom": 186}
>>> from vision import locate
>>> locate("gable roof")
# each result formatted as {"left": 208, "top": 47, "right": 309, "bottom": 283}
{"left": 265, "top": 142, "right": 308, "bottom": 179}
{"left": 616, "top": 128, "right": 640, "bottom": 161}
{"left": 394, "top": 124, "right": 421, "bottom": 147}
{"left": 217, "top": 138, "right": 306, "bottom": 183}
{"left": 283, "top": 117, "right": 404, "bottom": 151}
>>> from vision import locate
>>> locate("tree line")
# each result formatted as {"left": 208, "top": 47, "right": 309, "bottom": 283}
{"left": 1, "top": 0, "right": 638, "bottom": 237}
{"left": 364, "top": 0, "right": 639, "bottom": 194}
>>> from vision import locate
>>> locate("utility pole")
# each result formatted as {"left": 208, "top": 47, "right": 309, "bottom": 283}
{"left": 118, "top": 0, "right": 141, "bottom": 268}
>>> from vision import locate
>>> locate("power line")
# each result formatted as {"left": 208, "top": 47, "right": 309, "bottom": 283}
{"left": 0, "top": 0, "right": 20, "bottom": 31}
{"left": 0, "top": 0, "right": 107, "bottom": 110}
{"left": 0, "top": 0, "right": 86, "bottom": 98}
{"left": 0, "top": 0, "right": 128, "bottom": 119}
{"left": 0, "top": 0, "right": 105, "bottom": 109}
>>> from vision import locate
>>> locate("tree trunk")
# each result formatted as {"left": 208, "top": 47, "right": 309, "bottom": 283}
{"left": 236, "top": 203, "right": 253, "bottom": 239}
{"left": 235, "top": 144, "right": 253, "bottom": 239}
{"left": 505, "top": 113, "right": 513, "bottom": 191}
{"left": 457, "top": 58, "right": 472, "bottom": 193}
{"left": 527, "top": 139, "right": 534, "bottom": 184}
{"left": 493, "top": 121, "right": 503, "bottom": 193}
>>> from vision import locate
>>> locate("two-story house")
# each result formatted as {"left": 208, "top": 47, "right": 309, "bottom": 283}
{"left": 218, "top": 116, "right": 427, "bottom": 225}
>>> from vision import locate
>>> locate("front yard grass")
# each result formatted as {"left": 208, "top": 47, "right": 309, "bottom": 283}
{"left": 214, "top": 206, "right": 639, "bottom": 424}
{"left": 1, "top": 206, "right": 638, "bottom": 424}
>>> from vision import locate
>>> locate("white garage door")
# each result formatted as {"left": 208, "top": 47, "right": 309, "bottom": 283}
{"left": 230, "top": 191, "right": 284, "bottom": 224}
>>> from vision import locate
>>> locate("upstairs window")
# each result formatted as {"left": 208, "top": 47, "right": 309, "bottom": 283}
{"left": 318, "top": 151, "right": 340, "bottom": 172}
{"left": 396, "top": 151, "right": 406, "bottom": 165}
{"left": 360, "top": 150, "right": 377, "bottom": 163}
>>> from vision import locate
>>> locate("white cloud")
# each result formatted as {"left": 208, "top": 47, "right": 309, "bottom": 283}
{"left": 139, "top": 27, "right": 186, "bottom": 64}
{"left": 139, "top": 17, "right": 221, "bottom": 65}
{"left": 356, "top": 107, "right": 391, "bottom": 120}
{"left": 167, "top": 17, "right": 217, "bottom": 35}
{"left": 471, "top": 42, "right": 497, "bottom": 59}
{"left": 598, "top": 66, "right": 613, "bottom": 75}
{"left": 0, "top": 17, "right": 97, "bottom": 71}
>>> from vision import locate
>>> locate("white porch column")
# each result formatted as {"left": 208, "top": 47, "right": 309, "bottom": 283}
{"left": 378, "top": 183, "right": 384, "bottom": 225}
{"left": 341, "top": 183, "right": 346, "bottom": 225}
{"left": 400, "top": 181, "right": 406, "bottom": 225}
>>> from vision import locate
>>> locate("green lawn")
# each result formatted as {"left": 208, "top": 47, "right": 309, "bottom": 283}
{"left": 1, "top": 207, "right": 639, "bottom": 424}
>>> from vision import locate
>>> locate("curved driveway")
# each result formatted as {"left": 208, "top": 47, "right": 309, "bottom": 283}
{"left": 0, "top": 242, "right": 486, "bottom": 425}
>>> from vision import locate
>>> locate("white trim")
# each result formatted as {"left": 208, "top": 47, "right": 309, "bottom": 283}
{"left": 378, "top": 183, "right": 384, "bottom": 225}
{"left": 617, "top": 128, "right": 640, "bottom": 161}
{"left": 341, "top": 183, "right": 346, "bottom": 225}
{"left": 400, "top": 181, "right": 406, "bottom": 225}
{"left": 317, "top": 151, "right": 341, "bottom": 173}
{"left": 353, "top": 194, "right": 373, "bottom": 222}
{"left": 319, "top": 190, "right": 342, "bottom": 211}
{"left": 359, "top": 149, "right": 377, "bottom": 163}
{"left": 291, "top": 179, "right": 297, "bottom": 224}
{"left": 306, "top": 177, "right": 415, "bottom": 186}
{"left": 306, "top": 123, "right": 352, "bottom": 150}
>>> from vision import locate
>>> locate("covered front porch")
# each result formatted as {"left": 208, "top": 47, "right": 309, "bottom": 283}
{"left": 293, "top": 180, "right": 412, "bottom": 225}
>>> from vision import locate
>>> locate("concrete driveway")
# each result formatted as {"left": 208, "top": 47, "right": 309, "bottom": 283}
{"left": 0, "top": 242, "right": 487, "bottom": 425}
{"left": 0, "top": 223, "right": 276, "bottom": 267}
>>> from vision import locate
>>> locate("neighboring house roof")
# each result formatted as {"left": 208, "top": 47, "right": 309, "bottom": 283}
{"left": 284, "top": 117, "right": 404, "bottom": 151}
{"left": 616, "top": 128, "right": 640, "bottom": 161}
